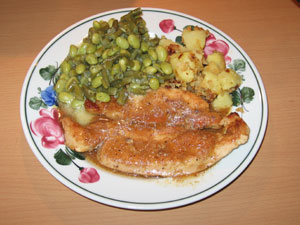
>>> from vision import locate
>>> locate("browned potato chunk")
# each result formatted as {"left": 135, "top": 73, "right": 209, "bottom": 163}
{"left": 170, "top": 50, "right": 204, "bottom": 83}
{"left": 182, "top": 26, "right": 208, "bottom": 50}
{"left": 206, "top": 52, "right": 226, "bottom": 71}
{"left": 212, "top": 92, "right": 233, "bottom": 112}
{"left": 218, "top": 69, "right": 242, "bottom": 92}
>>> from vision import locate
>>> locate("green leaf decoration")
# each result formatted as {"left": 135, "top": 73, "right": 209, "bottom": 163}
{"left": 232, "top": 59, "right": 246, "bottom": 72}
{"left": 54, "top": 149, "right": 72, "bottom": 165}
{"left": 175, "top": 36, "right": 184, "bottom": 45}
{"left": 39, "top": 65, "right": 58, "bottom": 81}
{"left": 231, "top": 90, "right": 242, "bottom": 106}
{"left": 66, "top": 147, "right": 85, "bottom": 160}
{"left": 29, "top": 97, "right": 47, "bottom": 110}
{"left": 241, "top": 87, "right": 255, "bottom": 103}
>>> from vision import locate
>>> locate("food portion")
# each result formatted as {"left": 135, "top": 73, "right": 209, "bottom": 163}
{"left": 55, "top": 8, "right": 250, "bottom": 177}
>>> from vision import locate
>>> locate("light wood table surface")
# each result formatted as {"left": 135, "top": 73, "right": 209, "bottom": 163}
{"left": 1, "top": 0, "right": 299, "bottom": 224}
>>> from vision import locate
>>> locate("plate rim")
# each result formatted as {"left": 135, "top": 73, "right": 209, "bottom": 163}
{"left": 20, "top": 7, "right": 268, "bottom": 210}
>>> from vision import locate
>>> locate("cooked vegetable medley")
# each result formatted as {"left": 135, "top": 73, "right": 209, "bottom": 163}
{"left": 55, "top": 8, "right": 174, "bottom": 106}
{"left": 55, "top": 8, "right": 243, "bottom": 113}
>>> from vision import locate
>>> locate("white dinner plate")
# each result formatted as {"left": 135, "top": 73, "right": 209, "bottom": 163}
{"left": 20, "top": 7, "right": 268, "bottom": 210}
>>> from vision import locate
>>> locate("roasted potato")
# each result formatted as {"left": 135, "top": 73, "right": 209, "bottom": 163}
{"left": 212, "top": 92, "right": 233, "bottom": 112}
{"left": 206, "top": 52, "right": 226, "bottom": 71}
{"left": 182, "top": 26, "right": 208, "bottom": 50}
{"left": 169, "top": 50, "right": 204, "bottom": 83}
{"left": 218, "top": 69, "right": 242, "bottom": 92}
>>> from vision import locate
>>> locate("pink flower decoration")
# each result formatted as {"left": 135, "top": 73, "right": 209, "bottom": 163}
{"left": 79, "top": 167, "right": 100, "bottom": 183}
{"left": 30, "top": 108, "right": 64, "bottom": 148}
{"left": 204, "top": 33, "right": 232, "bottom": 64}
{"left": 159, "top": 19, "right": 176, "bottom": 33}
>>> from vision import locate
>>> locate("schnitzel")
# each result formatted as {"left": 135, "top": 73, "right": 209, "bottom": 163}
{"left": 60, "top": 88, "right": 249, "bottom": 177}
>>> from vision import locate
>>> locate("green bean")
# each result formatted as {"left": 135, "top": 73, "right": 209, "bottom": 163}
{"left": 65, "top": 77, "right": 79, "bottom": 91}
{"left": 91, "top": 76, "right": 102, "bottom": 88}
{"left": 116, "top": 37, "right": 129, "bottom": 49}
{"left": 82, "top": 85, "right": 96, "bottom": 102}
{"left": 111, "top": 63, "right": 121, "bottom": 75}
{"left": 117, "top": 88, "right": 128, "bottom": 105}
{"left": 101, "top": 49, "right": 110, "bottom": 60}
{"left": 128, "top": 34, "right": 140, "bottom": 49}
{"left": 101, "top": 70, "right": 110, "bottom": 89}
{"left": 58, "top": 92, "right": 75, "bottom": 103}
{"left": 96, "top": 92, "right": 111, "bottom": 102}
{"left": 61, "top": 61, "right": 71, "bottom": 75}
{"left": 156, "top": 46, "right": 167, "bottom": 62}
{"left": 75, "top": 64, "right": 86, "bottom": 74}
{"left": 149, "top": 77, "right": 160, "bottom": 90}
{"left": 69, "top": 69, "right": 77, "bottom": 77}
{"left": 72, "top": 84, "right": 84, "bottom": 100}
{"left": 69, "top": 45, "right": 78, "bottom": 58}
{"left": 107, "top": 87, "right": 118, "bottom": 95}
{"left": 59, "top": 73, "right": 69, "bottom": 80}
{"left": 119, "top": 57, "right": 128, "bottom": 72}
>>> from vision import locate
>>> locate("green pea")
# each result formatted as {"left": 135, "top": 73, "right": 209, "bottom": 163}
{"left": 90, "top": 64, "right": 102, "bottom": 74}
{"left": 71, "top": 99, "right": 84, "bottom": 109}
{"left": 78, "top": 42, "right": 89, "bottom": 55}
{"left": 86, "top": 54, "right": 97, "bottom": 65}
{"left": 86, "top": 44, "right": 97, "bottom": 54}
{"left": 160, "top": 62, "right": 173, "bottom": 75}
{"left": 69, "top": 45, "right": 78, "bottom": 58}
{"left": 156, "top": 46, "right": 167, "bottom": 62}
{"left": 128, "top": 34, "right": 140, "bottom": 49}
{"left": 91, "top": 33, "right": 101, "bottom": 44}
{"left": 148, "top": 48, "right": 157, "bottom": 61}
{"left": 93, "top": 21, "right": 101, "bottom": 30}
{"left": 54, "top": 79, "right": 66, "bottom": 93}
{"left": 61, "top": 61, "right": 71, "bottom": 75}
{"left": 120, "top": 49, "right": 130, "bottom": 57}
{"left": 131, "top": 60, "right": 141, "bottom": 71}
{"left": 149, "top": 77, "right": 160, "bottom": 90}
{"left": 108, "top": 46, "right": 119, "bottom": 56}
{"left": 116, "top": 37, "right": 129, "bottom": 49}
{"left": 141, "top": 41, "right": 149, "bottom": 52}
{"left": 96, "top": 92, "right": 111, "bottom": 102}
{"left": 91, "top": 76, "right": 103, "bottom": 88}
{"left": 94, "top": 48, "right": 104, "bottom": 57}
{"left": 145, "top": 66, "right": 157, "bottom": 74}
{"left": 75, "top": 64, "right": 86, "bottom": 74}
{"left": 58, "top": 92, "right": 75, "bottom": 104}
{"left": 143, "top": 58, "right": 152, "bottom": 67}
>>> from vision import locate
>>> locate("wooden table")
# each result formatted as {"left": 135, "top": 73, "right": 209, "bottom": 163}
{"left": 1, "top": 0, "right": 299, "bottom": 224}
